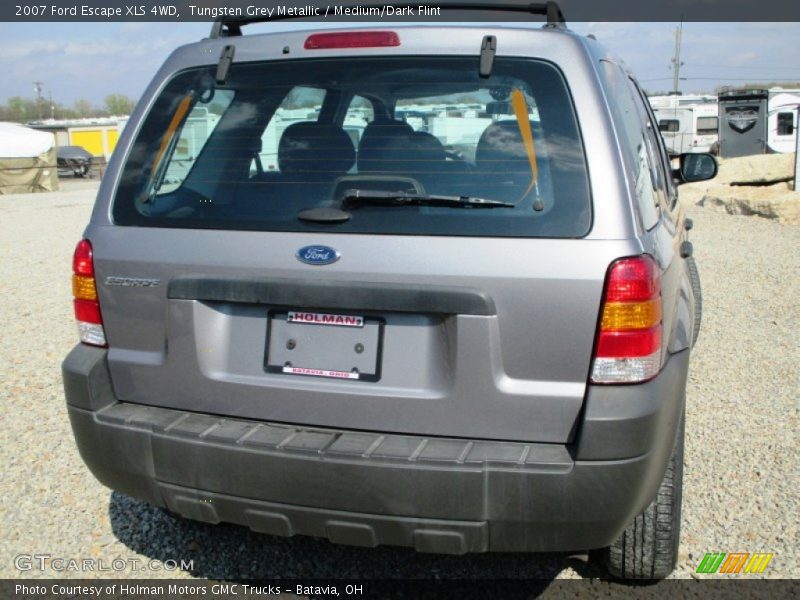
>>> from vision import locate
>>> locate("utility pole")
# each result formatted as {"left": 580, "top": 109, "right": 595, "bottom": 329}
{"left": 33, "top": 80, "right": 44, "bottom": 120}
{"left": 671, "top": 21, "right": 684, "bottom": 94}
{"left": 794, "top": 107, "right": 799, "bottom": 192}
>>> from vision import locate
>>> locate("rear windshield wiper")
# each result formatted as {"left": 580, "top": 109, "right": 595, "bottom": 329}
{"left": 343, "top": 189, "right": 515, "bottom": 209}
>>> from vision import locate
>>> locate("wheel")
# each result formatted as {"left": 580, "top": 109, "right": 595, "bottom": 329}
{"left": 687, "top": 257, "right": 702, "bottom": 347}
{"left": 602, "top": 409, "right": 684, "bottom": 580}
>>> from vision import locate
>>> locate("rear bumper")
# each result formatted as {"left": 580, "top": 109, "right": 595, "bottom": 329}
{"left": 63, "top": 345, "right": 688, "bottom": 553}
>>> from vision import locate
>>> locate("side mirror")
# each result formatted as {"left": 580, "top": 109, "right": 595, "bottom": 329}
{"left": 674, "top": 153, "right": 718, "bottom": 184}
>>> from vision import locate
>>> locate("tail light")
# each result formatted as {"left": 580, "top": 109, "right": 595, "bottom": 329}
{"left": 591, "top": 255, "right": 662, "bottom": 383}
{"left": 72, "top": 239, "right": 106, "bottom": 347}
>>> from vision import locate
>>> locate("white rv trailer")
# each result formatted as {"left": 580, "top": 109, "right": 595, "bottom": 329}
{"left": 766, "top": 88, "right": 799, "bottom": 154}
{"left": 650, "top": 95, "right": 719, "bottom": 156}
{"left": 649, "top": 94, "right": 717, "bottom": 109}
{"left": 718, "top": 87, "right": 799, "bottom": 157}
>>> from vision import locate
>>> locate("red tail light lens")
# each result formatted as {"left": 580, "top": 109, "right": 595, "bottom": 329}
{"left": 596, "top": 327, "right": 662, "bottom": 358}
{"left": 591, "top": 255, "right": 662, "bottom": 383}
{"left": 304, "top": 31, "right": 400, "bottom": 50}
{"left": 74, "top": 299, "right": 103, "bottom": 324}
{"left": 604, "top": 257, "right": 660, "bottom": 302}
{"left": 73, "top": 239, "right": 94, "bottom": 277}
{"left": 72, "top": 239, "right": 106, "bottom": 347}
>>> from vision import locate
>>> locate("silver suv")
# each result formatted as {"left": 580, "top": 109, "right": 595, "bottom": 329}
{"left": 63, "top": 4, "right": 716, "bottom": 580}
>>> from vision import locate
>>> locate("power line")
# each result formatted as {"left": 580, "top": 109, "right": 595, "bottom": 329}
{"left": 685, "top": 70, "right": 800, "bottom": 75}
{"left": 686, "top": 64, "right": 800, "bottom": 70}
{"left": 683, "top": 77, "right": 800, "bottom": 81}
{"left": 642, "top": 76, "right": 800, "bottom": 82}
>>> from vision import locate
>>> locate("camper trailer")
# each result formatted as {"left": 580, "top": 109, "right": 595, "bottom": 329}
{"left": 767, "top": 88, "right": 799, "bottom": 154}
{"left": 718, "top": 88, "right": 799, "bottom": 157}
{"left": 650, "top": 95, "right": 719, "bottom": 156}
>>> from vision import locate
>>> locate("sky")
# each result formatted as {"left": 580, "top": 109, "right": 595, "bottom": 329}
{"left": 1, "top": 21, "right": 799, "bottom": 108}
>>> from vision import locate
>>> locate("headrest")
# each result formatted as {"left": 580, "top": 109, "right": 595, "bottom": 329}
{"left": 475, "top": 120, "right": 534, "bottom": 171}
{"left": 278, "top": 122, "right": 356, "bottom": 176}
{"left": 409, "top": 132, "right": 447, "bottom": 163}
{"left": 357, "top": 120, "right": 415, "bottom": 171}
{"left": 359, "top": 120, "right": 414, "bottom": 148}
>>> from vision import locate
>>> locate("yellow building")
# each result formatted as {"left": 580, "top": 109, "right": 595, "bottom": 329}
{"left": 69, "top": 126, "right": 120, "bottom": 158}
{"left": 28, "top": 118, "right": 126, "bottom": 161}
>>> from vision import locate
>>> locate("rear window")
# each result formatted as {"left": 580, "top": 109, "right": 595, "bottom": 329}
{"left": 113, "top": 56, "right": 591, "bottom": 238}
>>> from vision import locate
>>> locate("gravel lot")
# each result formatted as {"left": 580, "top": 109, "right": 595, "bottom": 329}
{"left": 1, "top": 179, "right": 797, "bottom": 586}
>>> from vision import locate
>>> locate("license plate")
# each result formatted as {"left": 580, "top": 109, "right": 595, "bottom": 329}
{"left": 265, "top": 311, "right": 382, "bottom": 381}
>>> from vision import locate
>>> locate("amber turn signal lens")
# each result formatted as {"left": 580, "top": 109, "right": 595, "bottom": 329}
{"left": 72, "top": 274, "right": 97, "bottom": 301}
{"left": 600, "top": 299, "right": 662, "bottom": 330}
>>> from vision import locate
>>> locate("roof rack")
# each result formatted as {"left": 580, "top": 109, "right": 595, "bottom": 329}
{"left": 209, "top": 1, "right": 567, "bottom": 38}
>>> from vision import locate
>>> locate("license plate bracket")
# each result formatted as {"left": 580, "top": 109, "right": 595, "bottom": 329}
{"left": 265, "top": 310, "right": 383, "bottom": 382}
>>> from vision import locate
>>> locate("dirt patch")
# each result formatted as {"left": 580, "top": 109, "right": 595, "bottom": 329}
{"left": 680, "top": 153, "right": 800, "bottom": 224}
{"left": 715, "top": 152, "right": 796, "bottom": 184}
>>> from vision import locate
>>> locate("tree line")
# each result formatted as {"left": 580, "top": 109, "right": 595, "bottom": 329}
{"left": 0, "top": 94, "right": 136, "bottom": 123}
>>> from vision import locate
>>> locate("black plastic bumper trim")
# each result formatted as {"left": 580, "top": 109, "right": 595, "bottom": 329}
{"left": 576, "top": 349, "right": 689, "bottom": 460}
{"left": 62, "top": 345, "right": 688, "bottom": 553}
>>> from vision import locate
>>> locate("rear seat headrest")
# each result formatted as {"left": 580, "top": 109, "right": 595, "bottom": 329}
{"left": 475, "top": 121, "right": 535, "bottom": 171}
{"left": 278, "top": 122, "right": 356, "bottom": 177}
{"left": 409, "top": 132, "right": 447, "bottom": 163}
{"left": 357, "top": 120, "right": 415, "bottom": 171}
{"left": 359, "top": 120, "right": 414, "bottom": 148}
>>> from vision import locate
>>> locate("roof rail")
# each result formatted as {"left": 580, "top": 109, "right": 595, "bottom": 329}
{"left": 209, "top": 2, "right": 567, "bottom": 38}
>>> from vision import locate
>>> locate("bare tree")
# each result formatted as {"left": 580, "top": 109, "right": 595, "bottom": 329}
{"left": 103, "top": 94, "right": 135, "bottom": 116}
{"left": 73, "top": 99, "right": 95, "bottom": 118}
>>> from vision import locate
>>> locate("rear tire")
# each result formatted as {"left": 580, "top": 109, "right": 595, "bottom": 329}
{"left": 602, "top": 409, "right": 684, "bottom": 580}
{"left": 687, "top": 257, "right": 702, "bottom": 347}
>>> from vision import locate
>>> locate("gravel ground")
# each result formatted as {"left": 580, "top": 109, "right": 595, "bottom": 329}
{"left": 1, "top": 180, "right": 797, "bottom": 587}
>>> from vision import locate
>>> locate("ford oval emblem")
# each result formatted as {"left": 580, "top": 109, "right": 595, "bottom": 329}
{"left": 296, "top": 245, "right": 340, "bottom": 266}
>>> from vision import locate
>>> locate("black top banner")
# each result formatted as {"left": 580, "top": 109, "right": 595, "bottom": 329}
{"left": 4, "top": 0, "right": 800, "bottom": 22}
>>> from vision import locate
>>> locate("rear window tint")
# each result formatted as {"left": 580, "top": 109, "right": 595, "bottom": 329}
{"left": 113, "top": 57, "right": 591, "bottom": 238}
{"left": 158, "top": 90, "right": 234, "bottom": 194}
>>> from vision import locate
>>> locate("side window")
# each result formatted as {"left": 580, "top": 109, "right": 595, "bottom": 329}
{"left": 343, "top": 95, "right": 374, "bottom": 151}
{"left": 696, "top": 116, "right": 719, "bottom": 136}
{"left": 628, "top": 76, "right": 678, "bottom": 208}
{"left": 158, "top": 90, "right": 235, "bottom": 195}
{"left": 253, "top": 87, "right": 326, "bottom": 174}
{"left": 601, "top": 61, "right": 660, "bottom": 230}
{"left": 275, "top": 86, "right": 326, "bottom": 121}
{"left": 659, "top": 119, "right": 679, "bottom": 133}
{"left": 777, "top": 112, "right": 795, "bottom": 136}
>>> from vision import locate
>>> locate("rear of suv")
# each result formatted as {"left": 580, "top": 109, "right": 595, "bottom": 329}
{"left": 63, "top": 5, "right": 715, "bottom": 580}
